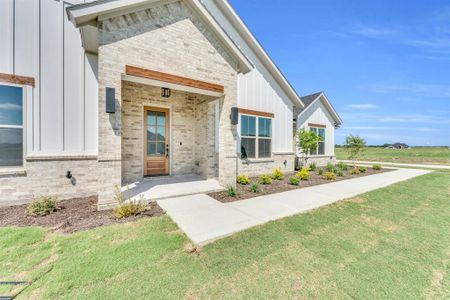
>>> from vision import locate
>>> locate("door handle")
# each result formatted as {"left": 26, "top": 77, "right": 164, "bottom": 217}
{"left": 166, "top": 144, "right": 169, "bottom": 158}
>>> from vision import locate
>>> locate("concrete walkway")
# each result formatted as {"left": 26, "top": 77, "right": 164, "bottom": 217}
{"left": 122, "top": 175, "right": 223, "bottom": 201}
{"left": 158, "top": 168, "right": 431, "bottom": 245}
{"left": 338, "top": 160, "right": 450, "bottom": 170}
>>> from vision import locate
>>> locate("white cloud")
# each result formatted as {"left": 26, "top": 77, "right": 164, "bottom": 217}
{"left": 341, "top": 111, "right": 450, "bottom": 125}
{"left": 0, "top": 103, "right": 21, "bottom": 110}
{"left": 403, "top": 38, "right": 450, "bottom": 49}
{"left": 347, "top": 104, "right": 380, "bottom": 110}
{"left": 428, "top": 109, "right": 450, "bottom": 114}
{"left": 379, "top": 114, "right": 450, "bottom": 124}
{"left": 341, "top": 126, "right": 436, "bottom": 132}
{"left": 349, "top": 24, "right": 397, "bottom": 38}
{"left": 365, "top": 82, "right": 450, "bottom": 98}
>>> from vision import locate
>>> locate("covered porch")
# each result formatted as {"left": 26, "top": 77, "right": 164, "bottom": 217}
{"left": 120, "top": 66, "right": 226, "bottom": 195}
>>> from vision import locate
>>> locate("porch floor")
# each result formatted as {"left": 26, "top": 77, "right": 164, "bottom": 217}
{"left": 122, "top": 175, "right": 224, "bottom": 202}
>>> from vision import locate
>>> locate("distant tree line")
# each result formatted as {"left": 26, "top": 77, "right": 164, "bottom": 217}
{"left": 335, "top": 144, "right": 448, "bottom": 148}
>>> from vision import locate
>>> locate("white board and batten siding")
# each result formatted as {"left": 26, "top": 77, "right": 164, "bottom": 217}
{"left": 1, "top": 0, "right": 296, "bottom": 156}
{"left": 297, "top": 100, "right": 336, "bottom": 156}
{"left": 0, "top": 0, "right": 98, "bottom": 157}
{"left": 202, "top": 0, "right": 296, "bottom": 154}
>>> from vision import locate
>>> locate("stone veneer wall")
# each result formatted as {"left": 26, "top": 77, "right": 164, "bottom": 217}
{"left": 296, "top": 155, "right": 336, "bottom": 169}
{"left": 194, "top": 99, "right": 219, "bottom": 179}
{"left": 0, "top": 158, "right": 98, "bottom": 207}
{"left": 121, "top": 82, "right": 217, "bottom": 184}
{"left": 237, "top": 153, "right": 295, "bottom": 178}
{"left": 97, "top": 1, "right": 238, "bottom": 209}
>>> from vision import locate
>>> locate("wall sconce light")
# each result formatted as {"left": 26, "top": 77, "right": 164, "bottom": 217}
{"left": 106, "top": 87, "right": 115, "bottom": 114}
{"left": 161, "top": 87, "right": 171, "bottom": 98}
{"left": 230, "top": 107, "right": 239, "bottom": 125}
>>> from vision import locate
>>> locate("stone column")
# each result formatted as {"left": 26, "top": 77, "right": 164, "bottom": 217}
{"left": 97, "top": 47, "right": 123, "bottom": 210}
{"left": 218, "top": 89, "right": 238, "bottom": 188}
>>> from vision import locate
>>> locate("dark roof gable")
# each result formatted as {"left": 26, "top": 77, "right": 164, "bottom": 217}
{"left": 293, "top": 92, "right": 323, "bottom": 117}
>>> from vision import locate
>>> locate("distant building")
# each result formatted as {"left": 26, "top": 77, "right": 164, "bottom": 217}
{"left": 387, "top": 143, "right": 410, "bottom": 149}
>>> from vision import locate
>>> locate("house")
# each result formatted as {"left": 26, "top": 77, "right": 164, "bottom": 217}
{"left": 390, "top": 143, "right": 410, "bottom": 149}
{"left": 294, "top": 92, "right": 342, "bottom": 167}
{"left": 0, "top": 0, "right": 340, "bottom": 209}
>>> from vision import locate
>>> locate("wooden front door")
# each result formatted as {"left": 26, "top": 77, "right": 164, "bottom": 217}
{"left": 144, "top": 107, "right": 170, "bottom": 176}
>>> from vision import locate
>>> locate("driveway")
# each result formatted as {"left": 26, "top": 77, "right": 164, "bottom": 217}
{"left": 158, "top": 168, "right": 431, "bottom": 245}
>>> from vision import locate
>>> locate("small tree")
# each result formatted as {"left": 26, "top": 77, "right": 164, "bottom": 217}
{"left": 344, "top": 134, "right": 366, "bottom": 166}
{"left": 296, "top": 128, "right": 322, "bottom": 166}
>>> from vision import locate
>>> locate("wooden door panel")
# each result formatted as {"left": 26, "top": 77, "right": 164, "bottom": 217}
{"left": 144, "top": 107, "right": 169, "bottom": 176}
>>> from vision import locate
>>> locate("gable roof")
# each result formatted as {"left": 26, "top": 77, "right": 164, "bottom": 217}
{"left": 67, "top": 0, "right": 253, "bottom": 74}
{"left": 66, "top": 0, "right": 304, "bottom": 108}
{"left": 294, "top": 92, "right": 343, "bottom": 127}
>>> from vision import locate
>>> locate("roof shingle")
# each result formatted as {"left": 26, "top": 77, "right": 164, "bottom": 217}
{"left": 293, "top": 92, "right": 323, "bottom": 117}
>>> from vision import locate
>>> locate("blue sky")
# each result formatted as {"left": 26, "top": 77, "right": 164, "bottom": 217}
{"left": 230, "top": 0, "right": 450, "bottom": 146}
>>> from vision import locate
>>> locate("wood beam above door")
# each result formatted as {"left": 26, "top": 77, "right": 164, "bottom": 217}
{"left": 125, "top": 65, "right": 225, "bottom": 93}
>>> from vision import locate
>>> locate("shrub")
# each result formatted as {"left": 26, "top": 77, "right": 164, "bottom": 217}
{"left": 272, "top": 168, "right": 284, "bottom": 180}
{"left": 336, "top": 170, "right": 345, "bottom": 177}
{"left": 308, "top": 162, "right": 317, "bottom": 171}
{"left": 318, "top": 168, "right": 324, "bottom": 176}
{"left": 289, "top": 177, "right": 300, "bottom": 186}
{"left": 337, "top": 162, "right": 349, "bottom": 171}
{"left": 323, "top": 172, "right": 337, "bottom": 180}
{"left": 296, "top": 167, "right": 311, "bottom": 181}
{"left": 372, "top": 164, "right": 382, "bottom": 171}
{"left": 227, "top": 186, "right": 238, "bottom": 197}
{"left": 259, "top": 174, "right": 273, "bottom": 185}
{"left": 237, "top": 174, "right": 250, "bottom": 185}
{"left": 326, "top": 163, "right": 337, "bottom": 173}
{"left": 359, "top": 166, "right": 368, "bottom": 173}
{"left": 249, "top": 183, "right": 261, "bottom": 193}
{"left": 114, "top": 186, "right": 148, "bottom": 219}
{"left": 27, "top": 196, "right": 58, "bottom": 217}
{"left": 350, "top": 168, "right": 361, "bottom": 175}
{"left": 114, "top": 186, "right": 147, "bottom": 219}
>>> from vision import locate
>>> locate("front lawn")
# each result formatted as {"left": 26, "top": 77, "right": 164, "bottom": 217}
{"left": 1, "top": 171, "right": 449, "bottom": 299}
{"left": 336, "top": 146, "right": 450, "bottom": 165}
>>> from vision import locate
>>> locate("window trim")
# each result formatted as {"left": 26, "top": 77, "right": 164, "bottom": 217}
{"left": 240, "top": 113, "right": 273, "bottom": 159}
{"left": 309, "top": 125, "right": 325, "bottom": 156}
{"left": 0, "top": 82, "right": 27, "bottom": 169}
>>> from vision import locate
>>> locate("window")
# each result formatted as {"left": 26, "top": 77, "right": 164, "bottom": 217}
{"left": 0, "top": 85, "right": 24, "bottom": 167}
{"left": 146, "top": 110, "right": 166, "bottom": 156}
{"left": 241, "top": 115, "right": 272, "bottom": 159}
{"left": 310, "top": 127, "right": 325, "bottom": 155}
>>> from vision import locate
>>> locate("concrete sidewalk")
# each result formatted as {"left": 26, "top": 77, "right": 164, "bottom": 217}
{"left": 158, "top": 168, "right": 431, "bottom": 246}
{"left": 338, "top": 160, "right": 450, "bottom": 170}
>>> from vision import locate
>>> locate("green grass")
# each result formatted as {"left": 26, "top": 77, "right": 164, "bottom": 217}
{"left": 336, "top": 147, "right": 450, "bottom": 165}
{"left": 1, "top": 171, "right": 450, "bottom": 299}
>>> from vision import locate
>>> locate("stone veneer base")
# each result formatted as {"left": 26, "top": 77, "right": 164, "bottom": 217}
{"left": 0, "top": 158, "right": 98, "bottom": 207}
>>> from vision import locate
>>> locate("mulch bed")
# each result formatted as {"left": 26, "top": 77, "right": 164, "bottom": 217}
{"left": 209, "top": 168, "right": 393, "bottom": 203}
{"left": 0, "top": 196, "right": 164, "bottom": 234}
